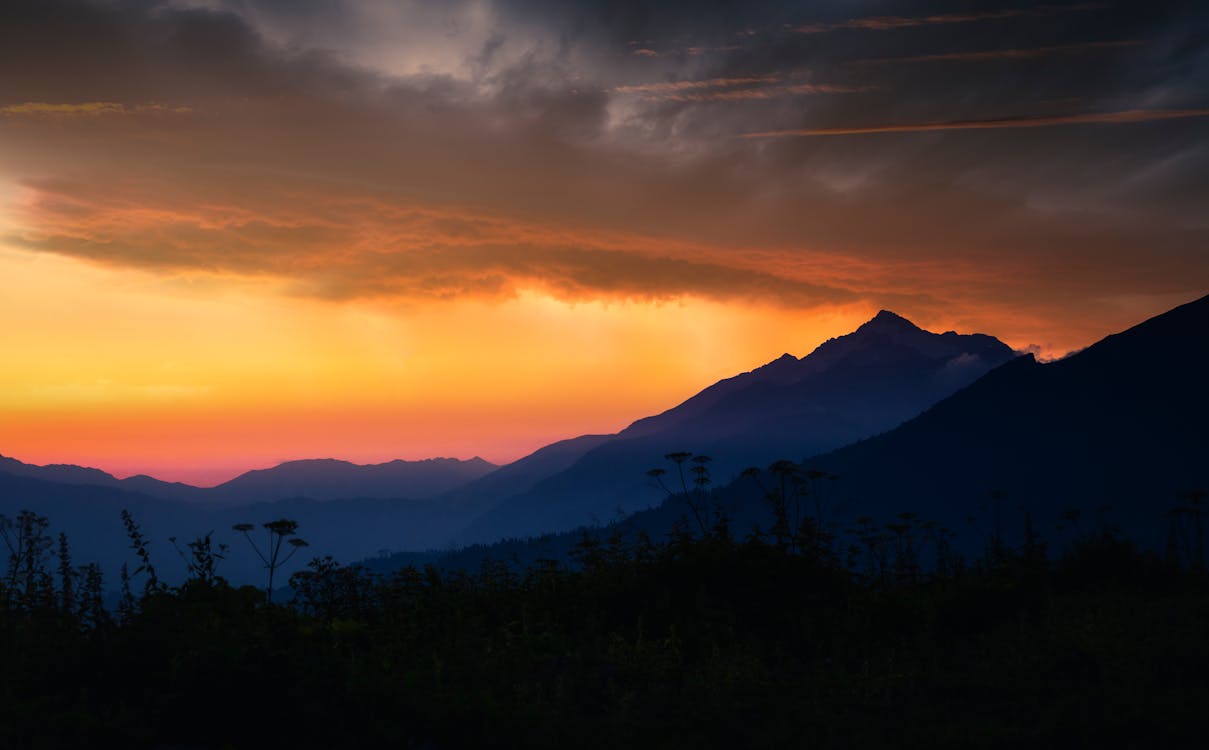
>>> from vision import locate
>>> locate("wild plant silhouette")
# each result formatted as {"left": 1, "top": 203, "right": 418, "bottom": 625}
{"left": 0, "top": 474, "right": 1206, "bottom": 749}
{"left": 232, "top": 518, "right": 308, "bottom": 602}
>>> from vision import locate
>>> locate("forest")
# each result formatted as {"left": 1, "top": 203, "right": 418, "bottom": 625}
{"left": 3, "top": 481, "right": 1208, "bottom": 749}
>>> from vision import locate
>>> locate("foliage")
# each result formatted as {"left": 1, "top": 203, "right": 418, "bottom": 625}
{"left": 1, "top": 500, "right": 1208, "bottom": 748}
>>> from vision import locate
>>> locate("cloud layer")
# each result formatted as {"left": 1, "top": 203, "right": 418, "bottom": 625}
{"left": 2, "top": 0, "right": 1207, "bottom": 328}
{"left": 742, "top": 108, "right": 1209, "bottom": 137}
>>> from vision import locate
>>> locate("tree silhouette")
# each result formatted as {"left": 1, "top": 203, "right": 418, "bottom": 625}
{"left": 0, "top": 510, "right": 53, "bottom": 610}
{"left": 1, "top": 493, "right": 1207, "bottom": 747}
{"left": 76, "top": 562, "right": 107, "bottom": 630}
{"left": 56, "top": 532, "right": 74, "bottom": 616}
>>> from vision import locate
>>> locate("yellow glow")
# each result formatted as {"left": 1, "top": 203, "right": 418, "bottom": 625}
{"left": 0, "top": 244, "right": 873, "bottom": 484}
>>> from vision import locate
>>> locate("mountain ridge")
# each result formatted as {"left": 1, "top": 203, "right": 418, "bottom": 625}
{"left": 7, "top": 297, "right": 1205, "bottom": 583}
{"left": 0, "top": 453, "right": 499, "bottom": 505}
{"left": 368, "top": 293, "right": 1209, "bottom": 573}
{"left": 455, "top": 310, "right": 1018, "bottom": 543}
{"left": 794, "top": 292, "right": 1209, "bottom": 550}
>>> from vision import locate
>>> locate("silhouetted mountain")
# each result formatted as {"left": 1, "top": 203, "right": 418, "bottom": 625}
{"left": 433, "top": 434, "right": 613, "bottom": 516}
{"left": 0, "top": 472, "right": 200, "bottom": 581}
{"left": 209, "top": 456, "right": 497, "bottom": 504}
{"left": 0, "top": 455, "right": 500, "bottom": 584}
{"left": 623, "top": 310, "right": 1010, "bottom": 441}
{"left": 366, "top": 296, "right": 1209, "bottom": 575}
{"left": 792, "top": 293, "right": 1209, "bottom": 550}
{"left": 0, "top": 454, "right": 498, "bottom": 506}
{"left": 27, "top": 294, "right": 1205, "bottom": 579}
{"left": 0, "top": 470, "right": 470, "bottom": 586}
{"left": 456, "top": 311, "right": 1016, "bottom": 543}
{"left": 0, "top": 454, "right": 206, "bottom": 502}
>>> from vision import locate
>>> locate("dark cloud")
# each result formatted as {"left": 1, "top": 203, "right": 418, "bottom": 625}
{"left": 7, "top": 173, "right": 862, "bottom": 308}
{"left": 787, "top": 4, "right": 1104, "bottom": 34}
{"left": 0, "top": 0, "right": 1206, "bottom": 322}
{"left": 742, "top": 107, "right": 1209, "bottom": 136}
{"left": 853, "top": 39, "right": 1142, "bottom": 64}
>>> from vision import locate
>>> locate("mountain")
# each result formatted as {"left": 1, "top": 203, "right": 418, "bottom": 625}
{"left": 0, "top": 454, "right": 498, "bottom": 506}
{"left": 0, "top": 455, "right": 503, "bottom": 582}
{"left": 616, "top": 310, "right": 1012, "bottom": 456}
{"left": 455, "top": 311, "right": 1017, "bottom": 543}
{"left": 0, "top": 472, "right": 206, "bottom": 583}
{"left": 0, "top": 309, "right": 1019, "bottom": 577}
{"left": 0, "top": 454, "right": 207, "bottom": 502}
{"left": 431, "top": 434, "right": 614, "bottom": 516}
{"left": 795, "top": 293, "right": 1209, "bottom": 551}
{"left": 208, "top": 456, "right": 498, "bottom": 504}
{"left": 27, "top": 293, "right": 1201, "bottom": 575}
{"left": 0, "top": 470, "right": 479, "bottom": 586}
{"left": 367, "top": 294, "right": 1209, "bottom": 574}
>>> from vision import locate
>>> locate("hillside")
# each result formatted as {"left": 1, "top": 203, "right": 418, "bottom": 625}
{"left": 456, "top": 311, "right": 1015, "bottom": 543}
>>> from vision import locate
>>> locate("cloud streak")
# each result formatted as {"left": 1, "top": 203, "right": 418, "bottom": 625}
{"left": 614, "top": 75, "right": 868, "bottom": 103}
{"left": 1, "top": 0, "right": 1206, "bottom": 337}
{"left": 854, "top": 39, "right": 1143, "bottom": 64}
{"left": 1, "top": 102, "right": 191, "bottom": 117}
{"left": 788, "top": 4, "right": 1102, "bottom": 34}
{"left": 9, "top": 178, "right": 862, "bottom": 308}
{"left": 742, "top": 109, "right": 1209, "bottom": 138}
{"left": 613, "top": 75, "right": 781, "bottom": 94}
{"left": 649, "top": 83, "right": 868, "bottom": 103}
{"left": 0, "top": 0, "right": 1207, "bottom": 480}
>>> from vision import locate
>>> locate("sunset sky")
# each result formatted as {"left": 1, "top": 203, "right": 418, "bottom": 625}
{"left": 2, "top": 0, "right": 1206, "bottom": 485}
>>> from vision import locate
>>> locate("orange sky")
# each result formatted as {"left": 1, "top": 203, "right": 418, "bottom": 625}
{"left": 0, "top": 231, "right": 1183, "bottom": 486}
{"left": 1, "top": 0, "right": 1205, "bottom": 484}
{"left": 0, "top": 240, "right": 882, "bottom": 484}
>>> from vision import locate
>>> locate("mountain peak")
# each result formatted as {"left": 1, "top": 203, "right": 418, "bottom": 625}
{"left": 861, "top": 309, "right": 921, "bottom": 333}
{"left": 798, "top": 309, "right": 1015, "bottom": 378}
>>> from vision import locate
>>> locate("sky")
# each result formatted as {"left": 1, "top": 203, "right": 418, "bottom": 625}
{"left": 1, "top": 0, "right": 1206, "bottom": 484}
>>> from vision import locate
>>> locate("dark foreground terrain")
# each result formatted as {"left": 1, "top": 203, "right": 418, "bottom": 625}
{"left": 2, "top": 505, "right": 1209, "bottom": 749}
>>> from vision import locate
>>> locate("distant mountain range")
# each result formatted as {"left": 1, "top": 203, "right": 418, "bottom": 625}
{"left": 0, "top": 454, "right": 206, "bottom": 502}
{"left": 206, "top": 457, "right": 496, "bottom": 504}
{"left": 371, "top": 293, "right": 1209, "bottom": 573}
{"left": 0, "top": 470, "right": 464, "bottom": 586}
{"left": 0, "top": 308, "right": 1021, "bottom": 581}
{"left": 454, "top": 310, "right": 1016, "bottom": 542}
{"left": 0, "top": 455, "right": 500, "bottom": 584}
{"left": 4, "top": 297, "right": 1205, "bottom": 584}
{"left": 0, "top": 454, "right": 497, "bottom": 505}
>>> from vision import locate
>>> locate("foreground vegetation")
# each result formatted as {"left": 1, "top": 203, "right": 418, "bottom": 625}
{"left": 2, "top": 503, "right": 1209, "bottom": 748}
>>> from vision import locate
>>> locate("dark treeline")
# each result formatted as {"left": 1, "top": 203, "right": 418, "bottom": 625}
{"left": 3, "top": 489, "right": 1209, "bottom": 749}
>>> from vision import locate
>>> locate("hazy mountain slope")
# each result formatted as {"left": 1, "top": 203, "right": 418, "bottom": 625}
{"left": 0, "top": 454, "right": 207, "bottom": 502}
{"left": 456, "top": 311, "right": 1016, "bottom": 544}
{"left": 0, "top": 454, "right": 498, "bottom": 507}
{"left": 365, "top": 296, "right": 1209, "bottom": 574}
{"left": 208, "top": 456, "right": 498, "bottom": 504}
{"left": 434, "top": 434, "right": 613, "bottom": 511}
{"left": 0, "top": 472, "right": 202, "bottom": 583}
{"left": 0, "top": 471, "right": 462, "bottom": 586}
{"left": 0, "top": 454, "right": 117, "bottom": 486}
